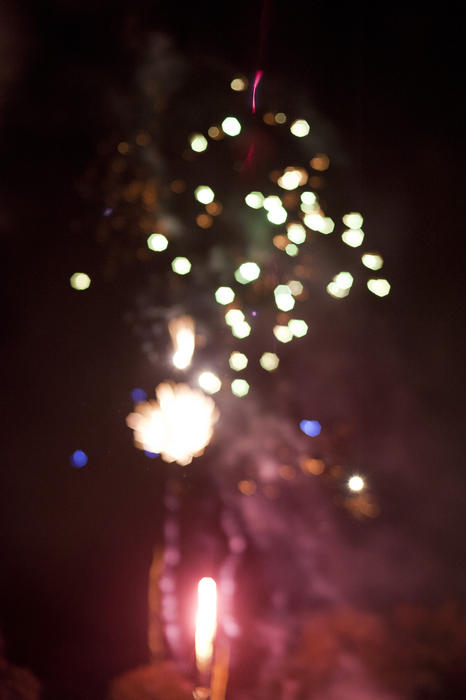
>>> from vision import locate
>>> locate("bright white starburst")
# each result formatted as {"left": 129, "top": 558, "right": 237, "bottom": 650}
{"left": 126, "top": 382, "right": 219, "bottom": 466}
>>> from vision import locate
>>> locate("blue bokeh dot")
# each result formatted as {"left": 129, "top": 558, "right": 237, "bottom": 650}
{"left": 144, "top": 450, "right": 159, "bottom": 459}
{"left": 299, "top": 420, "right": 322, "bottom": 437}
{"left": 70, "top": 450, "right": 88, "bottom": 468}
{"left": 131, "top": 388, "right": 147, "bottom": 403}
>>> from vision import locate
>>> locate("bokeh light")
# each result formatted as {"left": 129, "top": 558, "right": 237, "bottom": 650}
{"left": 195, "top": 577, "right": 217, "bottom": 674}
{"left": 231, "top": 379, "right": 250, "bottom": 397}
{"left": 285, "top": 243, "right": 299, "bottom": 256}
{"left": 259, "top": 352, "right": 279, "bottom": 371}
{"left": 287, "top": 223, "right": 306, "bottom": 244}
{"left": 342, "top": 228, "right": 364, "bottom": 248}
{"left": 273, "top": 325, "right": 293, "bottom": 343}
{"left": 229, "top": 352, "right": 248, "bottom": 371}
{"left": 288, "top": 319, "right": 308, "bottom": 337}
{"left": 299, "top": 420, "right": 321, "bottom": 437}
{"left": 147, "top": 233, "right": 169, "bottom": 251}
{"left": 215, "top": 286, "right": 235, "bottom": 305}
{"left": 290, "top": 119, "right": 310, "bottom": 137}
{"left": 169, "top": 316, "right": 195, "bottom": 370}
{"left": 194, "top": 185, "right": 215, "bottom": 204}
{"left": 221, "top": 116, "right": 241, "bottom": 136}
{"left": 198, "top": 371, "right": 222, "bottom": 394}
{"left": 367, "top": 278, "right": 391, "bottom": 297}
{"left": 190, "top": 133, "right": 208, "bottom": 153}
{"left": 172, "top": 257, "right": 191, "bottom": 275}
{"left": 70, "top": 450, "right": 88, "bottom": 468}
{"left": 348, "top": 475, "right": 365, "bottom": 492}
{"left": 362, "top": 253, "right": 384, "bottom": 270}
{"left": 245, "top": 191, "right": 264, "bottom": 209}
{"left": 70, "top": 272, "right": 91, "bottom": 290}
{"left": 225, "top": 308, "right": 245, "bottom": 326}
{"left": 267, "top": 206, "right": 288, "bottom": 225}
{"left": 274, "top": 288, "right": 295, "bottom": 311}
{"left": 288, "top": 280, "right": 304, "bottom": 296}
{"left": 230, "top": 76, "right": 247, "bottom": 91}
{"left": 234, "top": 261, "right": 261, "bottom": 284}
{"left": 131, "top": 388, "right": 147, "bottom": 403}
{"left": 231, "top": 320, "right": 251, "bottom": 339}
{"left": 342, "top": 212, "right": 364, "bottom": 229}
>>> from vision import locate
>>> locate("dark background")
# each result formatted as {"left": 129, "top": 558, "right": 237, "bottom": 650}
{"left": 0, "top": 1, "right": 464, "bottom": 698}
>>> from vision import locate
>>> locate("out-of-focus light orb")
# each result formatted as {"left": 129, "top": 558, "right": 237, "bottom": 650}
{"left": 301, "top": 201, "right": 318, "bottom": 214}
{"left": 147, "top": 233, "right": 169, "bottom": 251}
{"left": 273, "top": 325, "right": 293, "bottom": 343}
{"left": 301, "top": 191, "right": 317, "bottom": 205}
{"left": 327, "top": 282, "right": 350, "bottom": 299}
{"left": 278, "top": 168, "right": 307, "bottom": 191}
{"left": 275, "top": 112, "right": 287, "bottom": 124}
{"left": 126, "top": 382, "right": 218, "bottom": 466}
{"left": 229, "top": 352, "right": 248, "bottom": 371}
{"left": 238, "top": 479, "right": 257, "bottom": 495}
{"left": 245, "top": 191, "right": 264, "bottom": 209}
{"left": 290, "top": 119, "right": 310, "bottom": 137}
{"left": 259, "top": 352, "right": 279, "bottom": 371}
{"left": 288, "top": 280, "right": 304, "bottom": 296}
{"left": 144, "top": 450, "right": 159, "bottom": 459}
{"left": 190, "top": 133, "right": 208, "bottom": 153}
{"left": 70, "top": 272, "right": 91, "bottom": 290}
{"left": 285, "top": 243, "right": 298, "bottom": 256}
{"left": 320, "top": 217, "right": 335, "bottom": 234}
{"left": 334, "top": 271, "right": 354, "bottom": 289}
{"left": 131, "top": 388, "right": 147, "bottom": 403}
{"left": 288, "top": 319, "right": 308, "bottom": 337}
{"left": 231, "top": 379, "right": 250, "bottom": 397}
{"left": 194, "top": 185, "right": 215, "bottom": 205}
{"left": 342, "top": 228, "right": 364, "bottom": 248}
{"left": 169, "top": 316, "right": 195, "bottom": 370}
{"left": 362, "top": 253, "right": 383, "bottom": 270}
{"left": 287, "top": 223, "right": 306, "bottom": 244}
{"left": 303, "top": 213, "right": 323, "bottom": 231}
{"left": 231, "top": 320, "right": 251, "bottom": 339}
{"left": 274, "top": 283, "right": 291, "bottom": 296}
{"left": 235, "top": 261, "right": 261, "bottom": 284}
{"left": 300, "top": 420, "right": 321, "bottom": 437}
{"left": 310, "top": 153, "right": 330, "bottom": 171}
{"left": 215, "top": 286, "right": 235, "bottom": 305}
{"left": 367, "top": 278, "right": 391, "bottom": 297}
{"left": 172, "top": 257, "right": 191, "bottom": 275}
{"left": 348, "top": 475, "right": 365, "bottom": 492}
{"left": 208, "top": 125, "right": 221, "bottom": 139}
{"left": 225, "top": 308, "right": 245, "bottom": 326}
{"left": 230, "top": 76, "right": 248, "bottom": 91}
{"left": 263, "top": 195, "right": 282, "bottom": 211}
{"left": 267, "top": 207, "right": 287, "bottom": 225}
{"left": 275, "top": 291, "right": 295, "bottom": 312}
{"left": 198, "top": 371, "right": 222, "bottom": 394}
{"left": 70, "top": 450, "right": 88, "bottom": 468}
{"left": 342, "top": 212, "right": 364, "bottom": 229}
{"left": 222, "top": 116, "right": 241, "bottom": 136}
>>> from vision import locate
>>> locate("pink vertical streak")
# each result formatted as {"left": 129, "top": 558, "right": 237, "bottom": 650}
{"left": 252, "top": 70, "right": 263, "bottom": 113}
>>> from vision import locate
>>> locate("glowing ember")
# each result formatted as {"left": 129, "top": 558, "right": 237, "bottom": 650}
{"left": 126, "top": 382, "right": 218, "bottom": 466}
{"left": 195, "top": 577, "right": 217, "bottom": 674}
{"left": 168, "top": 316, "right": 195, "bottom": 370}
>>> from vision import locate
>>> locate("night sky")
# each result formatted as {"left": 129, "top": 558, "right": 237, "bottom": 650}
{"left": 1, "top": 2, "right": 464, "bottom": 699}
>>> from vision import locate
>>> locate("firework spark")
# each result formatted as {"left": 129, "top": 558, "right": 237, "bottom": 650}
{"left": 126, "top": 382, "right": 219, "bottom": 466}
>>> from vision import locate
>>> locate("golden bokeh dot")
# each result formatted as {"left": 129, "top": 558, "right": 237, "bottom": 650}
{"left": 279, "top": 465, "right": 296, "bottom": 480}
{"left": 300, "top": 457, "right": 325, "bottom": 475}
{"left": 310, "top": 153, "right": 330, "bottom": 171}
{"left": 273, "top": 235, "right": 288, "bottom": 250}
{"left": 196, "top": 213, "right": 213, "bottom": 229}
{"left": 170, "top": 179, "right": 186, "bottom": 193}
{"left": 206, "top": 201, "right": 223, "bottom": 216}
{"left": 263, "top": 112, "right": 276, "bottom": 125}
{"left": 117, "top": 141, "right": 129, "bottom": 154}
{"left": 136, "top": 131, "right": 151, "bottom": 146}
{"left": 208, "top": 126, "right": 223, "bottom": 140}
{"left": 238, "top": 480, "right": 257, "bottom": 496}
